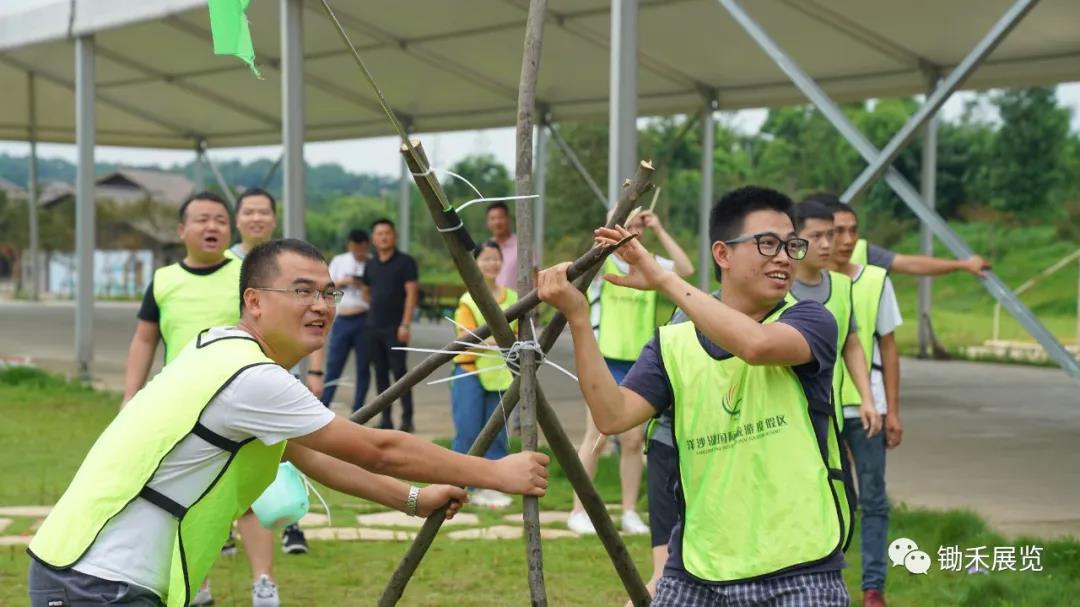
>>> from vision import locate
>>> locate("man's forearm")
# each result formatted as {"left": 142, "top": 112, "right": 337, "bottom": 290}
{"left": 361, "top": 429, "right": 499, "bottom": 488}
{"left": 655, "top": 230, "right": 694, "bottom": 277}
{"left": 402, "top": 284, "right": 418, "bottom": 326}
{"left": 652, "top": 273, "right": 799, "bottom": 362}
{"left": 882, "top": 335, "right": 900, "bottom": 417}
{"left": 891, "top": 254, "right": 964, "bottom": 277}
{"left": 842, "top": 335, "right": 874, "bottom": 407}
{"left": 122, "top": 340, "right": 156, "bottom": 402}
{"left": 288, "top": 445, "right": 410, "bottom": 512}
{"left": 566, "top": 313, "right": 633, "bottom": 434}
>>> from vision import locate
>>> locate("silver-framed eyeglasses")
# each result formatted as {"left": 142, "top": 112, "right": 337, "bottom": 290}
{"left": 723, "top": 232, "right": 809, "bottom": 260}
{"left": 252, "top": 286, "right": 345, "bottom": 305}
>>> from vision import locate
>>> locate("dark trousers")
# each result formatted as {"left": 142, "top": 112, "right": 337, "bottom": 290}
{"left": 369, "top": 325, "right": 413, "bottom": 428}
{"left": 321, "top": 313, "right": 370, "bottom": 412}
{"left": 28, "top": 560, "right": 163, "bottom": 606}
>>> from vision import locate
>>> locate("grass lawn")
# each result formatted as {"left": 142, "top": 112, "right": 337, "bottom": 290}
{"left": 1, "top": 368, "right": 1078, "bottom": 606}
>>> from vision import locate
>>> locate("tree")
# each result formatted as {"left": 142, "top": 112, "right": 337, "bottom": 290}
{"left": 988, "top": 87, "right": 1070, "bottom": 219}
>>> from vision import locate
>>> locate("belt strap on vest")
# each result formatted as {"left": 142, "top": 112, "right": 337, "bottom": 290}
{"left": 138, "top": 422, "right": 247, "bottom": 518}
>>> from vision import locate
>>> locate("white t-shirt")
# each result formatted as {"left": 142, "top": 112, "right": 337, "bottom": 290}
{"left": 843, "top": 270, "right": 903, "bottom": 418}
{"left": 588, "top": 254, "right": 674, "bottom": 340}
{"left": 73, "top": 327, "right": 335, "bottom": 597}
{"left": 328, "top": 252, "right": 369, "bottom": 314}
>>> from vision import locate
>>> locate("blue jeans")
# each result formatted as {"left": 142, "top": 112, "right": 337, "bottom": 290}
{"left": 843, "top": 416, "right": 890, "bottom": 591}
{"left": 321, "top": 313, "right": 370, "bottom": 412}
{"left": 605, "top": 357, "right": 635, "bottom": 383}
{"left": 450, "top": 365, "right": 509, "bottom": 461}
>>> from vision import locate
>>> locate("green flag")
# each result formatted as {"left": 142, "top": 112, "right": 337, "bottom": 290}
{"left": 207, "top": 0, "right": 260, "bottom": 77}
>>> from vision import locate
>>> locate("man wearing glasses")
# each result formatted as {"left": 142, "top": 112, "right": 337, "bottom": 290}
{"left": 539, "top": 186, "right": 849, "bottom": 606}
{"left": 28, "top": 239, "right": 550, "bottom": 607}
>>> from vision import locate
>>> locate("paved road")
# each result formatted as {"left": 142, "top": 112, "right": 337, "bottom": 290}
{"left": 2, "top": 300, "right": 1078, "bottom": 539}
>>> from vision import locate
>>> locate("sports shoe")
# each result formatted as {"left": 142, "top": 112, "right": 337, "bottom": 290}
{"left": 220, "top": 528, "right": 237, "bottom": 557}
{"left": 621, "top": 510, "right": 649, "bottom": 535}
{"left": 282, "top": 524, "right": 309, "bottom": 555}
{"left": 471, "top": 489, "right": 513, "bottom": 509}
{"left": 863, "top": 589, "right": 887, "bottom": 607}
{"left": 567, "top": 510, "right": 597, "bottom": 535}
{"left": 191, "top": 581, "right": 213, "bottom": 606}
{"left": 252, "top": 574, "right": 280, "bottom": 607}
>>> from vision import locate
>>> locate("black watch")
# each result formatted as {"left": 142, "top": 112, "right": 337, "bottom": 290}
{"left": 307, "top": 370, "right": 325, "bottom": 377}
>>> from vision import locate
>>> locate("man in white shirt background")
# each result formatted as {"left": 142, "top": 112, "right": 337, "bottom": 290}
{"left": 313, "top": 229, "right": 372, "bottom": 412}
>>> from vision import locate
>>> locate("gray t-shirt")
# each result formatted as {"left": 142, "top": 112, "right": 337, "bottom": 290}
{"left": 868, "top": 243, "right": 896, "bottom": 270}
{"left": 790, "top": 270, "right": 857, "bottom": 335}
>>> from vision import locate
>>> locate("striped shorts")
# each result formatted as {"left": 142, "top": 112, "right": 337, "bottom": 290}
{"left": 652, "top": 571, "right": 850, "bottom": 607}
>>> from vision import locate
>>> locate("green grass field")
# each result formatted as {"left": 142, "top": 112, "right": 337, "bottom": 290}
{"left": 2, "top": 368, "right": 1078, "bottom": 606}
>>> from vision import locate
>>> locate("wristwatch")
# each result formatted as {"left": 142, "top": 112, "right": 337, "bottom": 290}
{"left": 307, "top": 370, "right": 324, "bottom": 377}
{"left": 405, "top": 486, "right": 421, "bottom": 516}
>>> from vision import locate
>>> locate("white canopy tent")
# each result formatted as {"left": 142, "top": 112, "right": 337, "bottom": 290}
{"left": 1, "top": 0, "right": 1078, "bottom": 383}
{"left": 2, "top": 0, "right": 1080, "bottom": 147}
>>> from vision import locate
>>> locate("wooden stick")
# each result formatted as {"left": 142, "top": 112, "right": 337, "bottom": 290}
{"left": 514, "top": 0, "right": 549, "bottom": 603}
{"left": 648, "top": 186, "right": 662, "bottom": 213}
{"left": 535, "top": 390, "right": 652, "bottom": 606}
{"left": 378, "top": 161, "right": 655, "bottom": 606}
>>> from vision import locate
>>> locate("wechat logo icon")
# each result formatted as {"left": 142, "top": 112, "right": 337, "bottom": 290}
{"left": 889, "top": 537, "right": 932, "bottom": 575}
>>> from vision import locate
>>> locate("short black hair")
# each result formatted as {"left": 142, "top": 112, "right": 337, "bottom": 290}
{"left": 804, "top": 191, "right": 857, "bottom": 221}
{"left": 239, "top": 238, "right": 327, "bottom": 315}
{"left": 794, "top": 198, "right": 835, "bottom": 232}
{"left": 709, "top": 186, "right": 795, "bottom": 281}
{"left": 348, "top": 229, "right": 369, "bottom": 244}
{"left": 371, "top": 217, "right": 395, "bottom": 232}
{"left": 473, "top": 239, "right": 502, "bottom": 259}
{"left": 236, "top": 187, "right": 276, "bottom": 215}
{"left": 486, "top": 202, "right": 509, "bottom": 216}
{"left": 179, "top": 191, "right": 230, "bottom": 222}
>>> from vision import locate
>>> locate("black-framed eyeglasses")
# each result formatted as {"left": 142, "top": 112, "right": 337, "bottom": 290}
{"left": 723, "top": 232, "right": 809, "bottom": 260}
{"left": 252, "top": 286, "right": 345, "bottom": 305}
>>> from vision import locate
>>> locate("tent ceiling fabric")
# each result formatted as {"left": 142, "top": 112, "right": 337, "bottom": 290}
{"left": 1, "top": 0, "right": 1078, "bottom": 149}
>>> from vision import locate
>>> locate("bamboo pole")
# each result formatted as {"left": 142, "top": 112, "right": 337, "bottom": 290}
{"left": 514, "top": 0, "right": 548, "bottom": 603}
{"left": 378, "top": 160, "right": 655, "bottom": 606}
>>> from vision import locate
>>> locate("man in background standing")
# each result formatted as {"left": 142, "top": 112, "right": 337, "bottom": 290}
{"left": 316, "top": 229, "right": 371, "bottom": 412}
{"left": 363, "top": 218, "right": 419, "bottom": 432}
{"left": 229, "top": 188, "right": 277, "bottom": 260}
{"left": 486, "top": 202, "right": 518, "bottom": 289}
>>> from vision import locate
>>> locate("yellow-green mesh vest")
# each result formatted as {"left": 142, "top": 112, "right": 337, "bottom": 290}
{"left": 597, "top": 256, "right": 657, "bottom": 361}
{"left": 839, "top": 265, "right": 888, "bottom": 411}
{"left": 783, "top": 276, "right": 858, "bottom": 551}
{"left": 851, "top": 238, "right": 869, "bottom": 267}
{"left": 786, "top": 272, "right": 859, "bottom": 412}
{"left": 153, "top": 260, "right": 242, "bottom": 364}
{"left": 659, "top": 301, "right": 850, "bottom": 581}
{"left": 456, "top": 288, "right": 519, "bottom": 392}
{"left": 29, "top": 333, "right": 286, "bottom": 607}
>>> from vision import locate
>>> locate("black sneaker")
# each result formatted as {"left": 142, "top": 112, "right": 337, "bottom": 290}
{"left": 220, "top": 528, "right": 237, "bottom": 557}
{"left": 399, "top": 422, "right": 415, "bottom": 433}
{"left": 282, "top": 524, "right": 309, "bottom": 555}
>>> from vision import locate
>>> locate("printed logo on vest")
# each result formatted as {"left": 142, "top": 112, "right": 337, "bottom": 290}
{"left": 721, "top": 383, "right": 743, "bottom": 417}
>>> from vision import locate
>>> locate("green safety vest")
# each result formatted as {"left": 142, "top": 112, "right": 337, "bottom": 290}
{"left": 29, "top": 332, "right": 286, "bottom": 607}
{"left": 458, "top": 288, "right": 519, "bottom": 392}
{"left": 153, "top": 260, "right": 242, "bottom": 364}
{"left": 851, "top": 239, "right": 869, "bottom": 267}
{"left": 597, "top": 256, "right": 657, "bottom": 361}
{"left": 786, "top": 271, "right": 860, "bottom": 413}
{"left": 839, "top": 265, "right": 888, "bottom": 411}
{"left": 658, "top": 301, "right": 851, "bottom": 581}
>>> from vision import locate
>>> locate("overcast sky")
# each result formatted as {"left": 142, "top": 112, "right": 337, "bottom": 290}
{"left": 2, "top": 83, "right": 1078, "bottom": 179}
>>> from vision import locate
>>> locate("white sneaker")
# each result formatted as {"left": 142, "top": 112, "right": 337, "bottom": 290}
{"left": 567, "top": 510, "right": 597, "bottom": 535}
{"left": 621, "top": 510, "right": 650, "bottom": 535}
{"left": 191, "top": 582, "right": 213, "bottom": 606}
{"left": 251, "top": 574, "right": 280, "bottom": 607}
{"left": 472, "top": 489, "right": 513, "bottom": 509}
